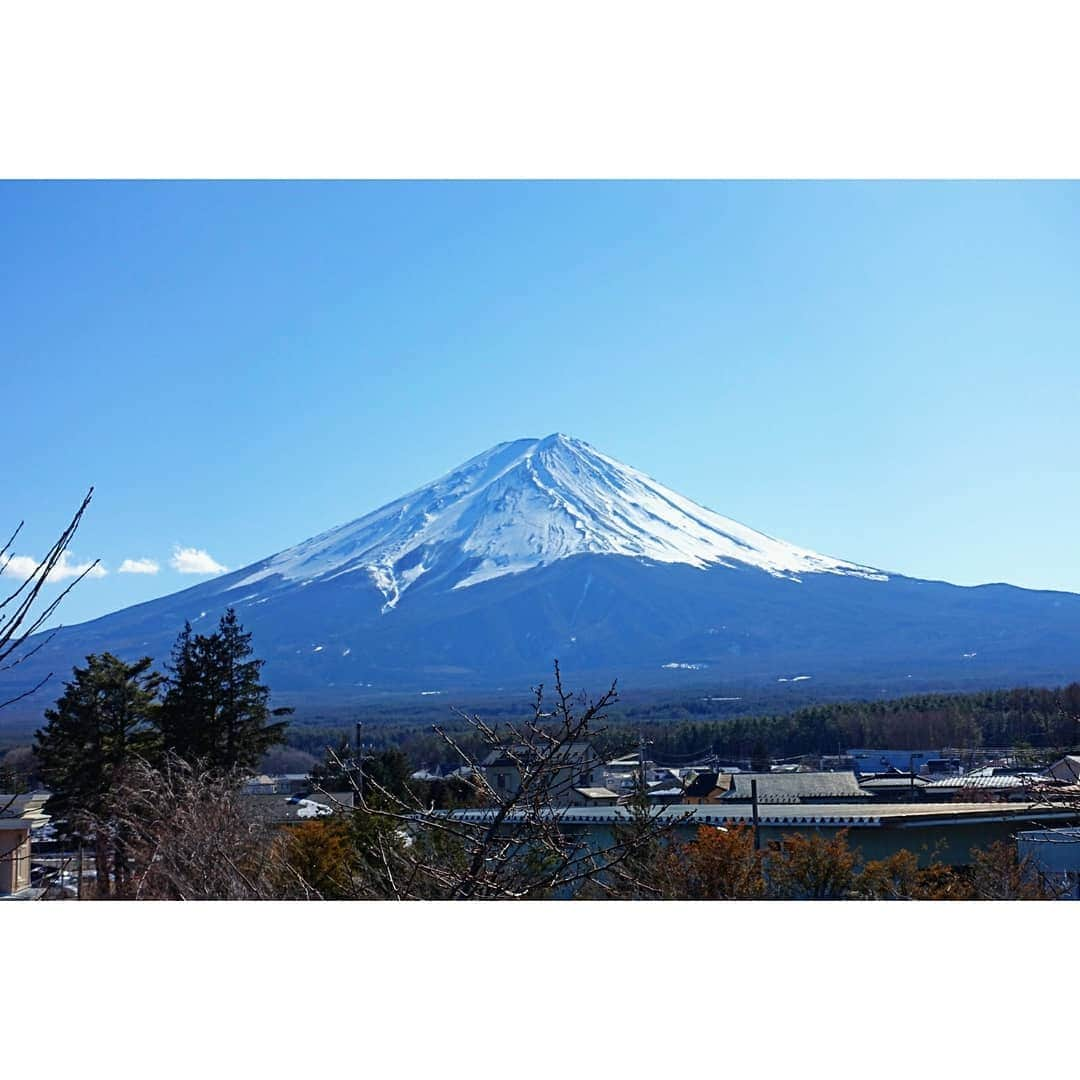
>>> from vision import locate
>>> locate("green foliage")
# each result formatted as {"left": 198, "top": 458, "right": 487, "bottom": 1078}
{"left": 750, "top": 737, "right": 771, "bottom": 772}
{"left": 363, "top": 747, "right": 413, "bottom": 802}
{"left": 34, "top": 653, "right": 161, "bottom": 830}
{"left": 595, "top": 683, "right": 1080, "bottom": 763}
{"left": 34, "top": 653, "right": 162, "bottom": 890}
{"left": 158, "top": 609, "right": 291, "bottom": 772}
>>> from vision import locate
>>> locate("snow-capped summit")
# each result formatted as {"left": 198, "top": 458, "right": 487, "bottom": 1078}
{"left": 228, "top": 433, "right": 887, "bottom": 612}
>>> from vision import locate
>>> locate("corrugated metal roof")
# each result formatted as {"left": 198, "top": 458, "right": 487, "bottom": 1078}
{"left": 924, "top": 773, "right": 1044, "bottom": 789}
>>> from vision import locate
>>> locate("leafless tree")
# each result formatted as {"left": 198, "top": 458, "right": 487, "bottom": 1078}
{"left": 1025, "top": 754, "right": 1080, "bottom": 813}
{"left": 0, "top": 488, "right": 98, "bottom": 712}
{"left": 316, "top": 661, "right": 692, "bottom": 899}
{"left": 101, "top": 755, "right": 289, "bottom": 900}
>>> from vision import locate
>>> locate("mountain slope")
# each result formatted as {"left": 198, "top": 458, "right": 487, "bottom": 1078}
{"left": 3, "top": 434, "right": 1080, "bottom": 719}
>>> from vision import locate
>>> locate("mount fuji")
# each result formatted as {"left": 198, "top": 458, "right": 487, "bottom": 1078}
{"left": 6, "top": 434, "right": 1080, "bottom": 715}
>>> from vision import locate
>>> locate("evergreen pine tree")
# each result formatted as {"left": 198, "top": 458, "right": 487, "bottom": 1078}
{"left": 34, "top": 653, "right": 162, "bottom": 890}
{"left": 157, "top": 609, "right": 291, "bottom": 772}
{"left": 157, "top": 621, "right": 215, "bottom": 762}
{"left": 212, "top": 608, "right": 291, "bottom": 771}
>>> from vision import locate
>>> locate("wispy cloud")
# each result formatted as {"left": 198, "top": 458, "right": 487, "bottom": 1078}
{"left": 119, "top": 557, "right": 160, "bottom": 575}
{"left": 0, "top": 551, "right": 107, "bottom": 582}
{"left": 170, "top": 546, "right": 228, "bottom": 575}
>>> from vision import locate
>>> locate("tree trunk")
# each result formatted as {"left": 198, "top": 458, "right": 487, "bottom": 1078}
{"left": 94, "top": 832, "right": 111, "bottom": 896}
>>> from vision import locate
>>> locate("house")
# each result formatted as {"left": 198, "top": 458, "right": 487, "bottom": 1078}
{"left": 683, "top": 770, "right": 731, "bottom": 804}
{"left": 571, "top": 787, "right": 620, "bottom": 806}
{"left": 482, "top": 741, "right": 602, "bottom": 805}
{"left": 0, "top": 792, "right": 50, "bottom": 897}
{"left": 240, "top": 773, "right": 315, "bottom": 796}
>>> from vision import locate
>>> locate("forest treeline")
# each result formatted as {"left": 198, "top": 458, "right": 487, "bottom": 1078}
{"left": 6, "top": 676, "right": 1080, "bottom": 785}
{"left": 277, "top": 682, "right": 1080, "bottom": 769}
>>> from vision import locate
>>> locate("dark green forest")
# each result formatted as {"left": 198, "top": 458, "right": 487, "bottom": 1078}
{"left": 274, "top": 681, "right": 1080, "bottom": 771}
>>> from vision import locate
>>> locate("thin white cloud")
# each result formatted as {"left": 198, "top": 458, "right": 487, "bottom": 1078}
{"left": 0, "top": 551, "right": 106, "bottom": 582}
{"left": 119, "top": 557, "right": 160, "bottom": 575}
{"left": 52, "top": 554, "right": 106, "bottom": 581}
{"left": 170, "top": 546, "right": 228, "bottom": 575}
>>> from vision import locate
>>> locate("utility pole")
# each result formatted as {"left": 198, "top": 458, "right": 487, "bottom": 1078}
{"left": 909, "top": 753, "right": 923, "bottom": 800}
{"left": 751, "top": 778, "right": 761, "bottom": 851}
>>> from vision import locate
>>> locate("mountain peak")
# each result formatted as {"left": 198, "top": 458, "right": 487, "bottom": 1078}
{"left": 223, "top": 436, "right": 887, "bottom": 612}
{"left": 534, "top": 431, "right": 578, "bottom": 448}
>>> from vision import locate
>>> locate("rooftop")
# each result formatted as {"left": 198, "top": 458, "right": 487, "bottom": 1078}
{"left": 723, "top": 771, "right": 871, "bottom": 803}
{"left": 442, "top": 802, "right": 1080, "bottom": 830}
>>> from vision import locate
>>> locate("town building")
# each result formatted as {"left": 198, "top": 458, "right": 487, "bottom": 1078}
{"left": 444, "top": 800, "right": 1080, "bottom": 867}
{"left": 482, "top": 741, "right": 602, "bottom": 804}
{"left": 0, "top": 792, "right": 50, "bottom": 898}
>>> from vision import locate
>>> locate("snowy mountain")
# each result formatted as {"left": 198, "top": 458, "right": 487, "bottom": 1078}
{"left": 4, "top": 433, "right": 1080, "bottom": 719}
{"left": 227, "top": 433, "right": 886, "bottom": 612}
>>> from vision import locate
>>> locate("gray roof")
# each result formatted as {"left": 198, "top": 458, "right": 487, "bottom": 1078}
{"left": 723, "top": 771, "right": 872, "bottom": 803}
{"left": 0, "top": 792, "right": 50, "bottom": 825}
{"left": 859, "top": 776, "right": 931, "bottom": 790}
{"left": 482, "top": 742, "right": 598, "bottom": 768}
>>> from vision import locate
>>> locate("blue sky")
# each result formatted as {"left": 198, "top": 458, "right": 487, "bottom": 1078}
{"left": 4, "top": 180, "right": 1079, "bottom": 625}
